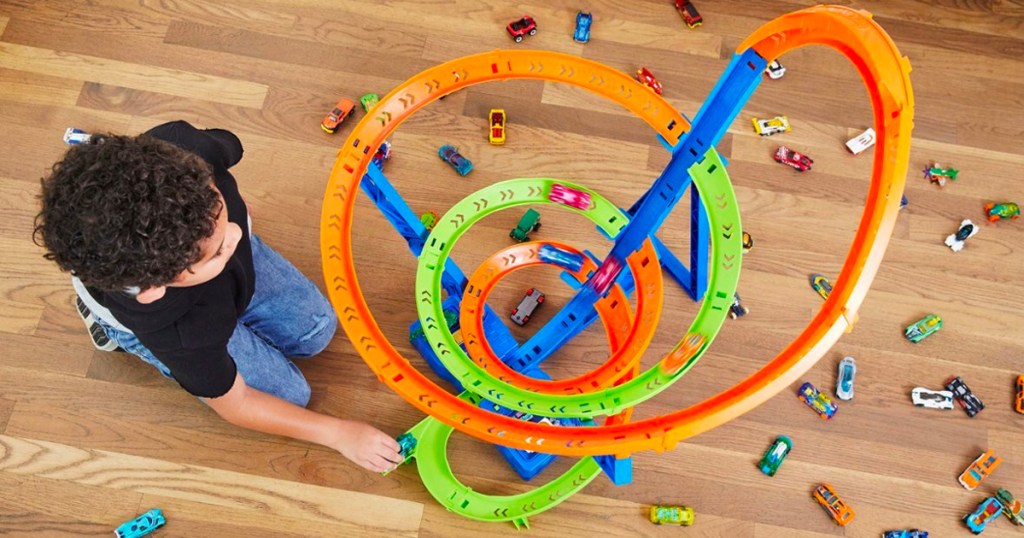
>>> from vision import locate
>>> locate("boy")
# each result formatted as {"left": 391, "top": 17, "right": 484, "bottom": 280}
{"left": 33, "top": 120, "right": 402, "bottom": 473}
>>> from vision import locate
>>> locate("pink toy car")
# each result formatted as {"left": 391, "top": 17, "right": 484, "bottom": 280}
{"left": 774, "top": 146, "right": 814, "bottom": 172}
{"left": 589, "top": 256, "right": 623, "bottom": 296}
{"left": 549, "top": 184, "right": 593, "bottom": 210}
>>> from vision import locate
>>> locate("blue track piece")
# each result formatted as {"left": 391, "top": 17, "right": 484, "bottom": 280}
{"left": 593, "top": 454, "right": 633, "bottom": 485}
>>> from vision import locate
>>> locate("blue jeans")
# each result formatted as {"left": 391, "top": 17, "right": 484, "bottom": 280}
{"left": 94, "top": 234, "right": 338, "bottom": 407}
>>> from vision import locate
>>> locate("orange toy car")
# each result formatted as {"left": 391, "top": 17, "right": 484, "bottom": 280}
{"left": 1016, "top": 375, "right": 1023, "bottom": 414}
{"left": 321, "top": 98, "right": 355, "bottom": 133}
{"left": 812, "top": 484, "right": 855, "bottom": 526}
{"left": 958, "top": 449, "right": 1002, "bottom": 490}
{"left": 661, "top": 333, "right": 705, "bottom": 374}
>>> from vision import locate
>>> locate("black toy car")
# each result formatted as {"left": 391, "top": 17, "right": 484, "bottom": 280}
{"left": 945, "top": 376, "right": 985, "bottom": 417}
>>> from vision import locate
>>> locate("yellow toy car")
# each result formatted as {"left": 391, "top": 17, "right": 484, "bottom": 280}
{"left": 488, "top": 109, "right": 506, "bottom": 145}
{"left": 649, "top": 505, "right": 694, "bottom": 526}
{"left": 752, "top": 115, "right": 791, "bottom": 136}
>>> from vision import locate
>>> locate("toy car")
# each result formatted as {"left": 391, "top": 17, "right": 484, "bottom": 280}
{"left": 758, "top": 435, "right": 792, "bottom": 477}
{"left": 420, "top": 210, "right": 439, "bottom": 231}
{"left": 538, "top": 244, "right": 585, "bottom": 272}
{"left": 996, "top": 488, "right": 1024, "bottom": 526}
{"left": 549, "top": 183, "right": 593, "bottom": 210}
{"left": 396, "top": 432, "right": 417, "bottom": 459}
{"left": 742, "top": 231, "right": 753, "bottom": 252}
{"left": 835, "top": 356, "right": 856, "bottom": 401}
{"left": 729, "top": 292, "right": 749, "bottom": 319}
{"left": 589, "top": 256, "right": 624, "bottom": 296}
{"left": 63, "top": 127, "right": 91, "bottom": 145}
{"left": 507, "top": 16, "right": 537, "bottom": 43}
{"left": 812, "top": 484, "right": 855, "bottom": 526}
{"left": 764, "top": 59, "right": 786, "bottom": 79}
{"left": 810, "top": 273, "right": 832, "bottom": 300}
{"left": 945, "top": 219, "right": 978, "bottom": 252}
{"left": 845, "top": 127, "right": 876, "bottom": 155}
{"left": 964, "top": 496, "right": 1004, "bottom": 535}
{"left": 510, "top": 209, "right": 541, "bottom": 242}
{"left": 573, "top": 11, "right": 592, "bottom": 43}
{"left": 911, "top": 387, "right": 954, "bottom": 410}
{"left": 904, "top": 314, "right": 942, "bottom": 343}
{"left": 924, "top": 163, "right": 958, "bottom": 186}
{"left": 1016, "top": 374, "right": 1024, "bottom": 414}
{"left": 774, "top": 145, "right": 813, "bottom": 171}
{"left": 649, "top": 505, "right": 694, "bottom": 526}
{"left": 959, "top": 449, "right": 1002, "bottom": 490}
{"left": 661, "top": 332, "right": 706, "bottom": 374}
{"left": 673, "top": 0, "right": 703, "bottom": 29}
{"left": 798, "top": 382, "right": 837, "bottom": 420}
{"left": 946, "top": 376, "right": 985, "bottom": 417}
{"left": 510, "top": 288, "right": 544, "bottom": 326}
{"left": 438, "top": 144, "right": 473, "bottom": 176}
{"left": 883, "top": 531, "right": 929, "bottom": 538}
{"left": 635, "top": 67, "right": 663, "bottom": 95}
{"left": 752, "top": 116, "right": 791, "bottom": 136}
{"left": 488, "top": 109, "right": 506, "bottom": 145}
{"left": 360, "top": 93, "right": 379, "bottom": 113}
{"left": 115, "top": 508, "right": 166, "bottom": 538}
{"left": 984, "top": 202, "right": 1020, "bottom": 221}
{"left": 371, "top": 140, "right": 393, "bottom": 169}
{"left": 321, "top": 98, "right": 356, "bottom": 133}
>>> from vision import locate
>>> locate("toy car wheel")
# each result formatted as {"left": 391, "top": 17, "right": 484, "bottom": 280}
{"left": 532, "top": 222, "right": 541, "bottom": 232}
{"left": 529, "top": 29, "right": 537, "bottom": 35}
{"left": 522, "top": 315, "right": 529, "bottom": 323}
{"left": 514, "top": 35, "right": 523, "bottom": 43}
{"left": 537, "top": 295, "right": 545, "bottom": 303}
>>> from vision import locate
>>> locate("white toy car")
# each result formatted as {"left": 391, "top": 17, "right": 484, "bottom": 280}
{"left": 911, "top": 387, "right": 954, "bottom": 410}
{"left": 835, "top": 356, "right": 856, "bottom": 401}
{"left": 845, "top": 128, "right": 876, "bottom": 155}
{"left": 752, "top": 116, "right": 791, "bottom": 137}
{"left": 764, "top": 60, "right": 786, "bottom": 79}
{"left": 944, "top": 219, "right": 978, "bottom": 252}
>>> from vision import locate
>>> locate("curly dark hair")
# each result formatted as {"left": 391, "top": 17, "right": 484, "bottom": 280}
{"left": 33, "top": 134, "right": 221, "bottom": 292}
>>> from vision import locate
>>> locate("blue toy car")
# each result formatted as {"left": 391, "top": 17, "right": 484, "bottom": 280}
{"left": 573, "top": 11, "right": 592, "bottom": 43}
{"left": 371, "top": 140, "right": 392, "bottom": 169}
{"left": 115, "top": 508, "right": 166, "bottom": 538}
{"left": 538, "top": 244, "right": 585, "bottom": 272}
{"left": 438, "top": 144, "right": 473, "bottom": 176}
{"left": 964, "top": 496, "right": 1004, "bottom": 534}
{"left": 798, "top": 382, "right": 837, "bottom": 420}
{"left": 883, "top": 531, "right": 929, "bottom": 538}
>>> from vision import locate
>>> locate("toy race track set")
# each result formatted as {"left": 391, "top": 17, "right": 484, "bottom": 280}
{"left": 319, "top": 5, "right": 915, "bottom": 528}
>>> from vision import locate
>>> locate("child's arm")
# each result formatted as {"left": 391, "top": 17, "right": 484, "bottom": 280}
{"left": 203, "top": 372, "right": 403, "bottom": 473}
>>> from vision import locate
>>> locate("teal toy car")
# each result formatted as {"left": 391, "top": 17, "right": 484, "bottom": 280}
{"left": 360, "top": 93, "right": 379, "bottom": 112}
{"left": 649, "top": 505, "right": 694, "bottom": 526}
{"left": 115, "top": 508, "right": 165, "bottom": 538}
{"left": 396, "top": 432, "right": 417, "bottom": 459}
{"left": 904, "top": 314, "right": 942, "bottom": 343}
{"left": 758, "top": 435, "right": 792, "bottom": 477}
{"left": 964, "top": 496, "right": 1004, "bottom": 534}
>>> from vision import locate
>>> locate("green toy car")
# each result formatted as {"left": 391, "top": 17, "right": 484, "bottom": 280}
{"left": 904, "top": 314, "right": 942, "bottom": 343}
{"left": 509, "top": 208, "right": 541, "bottom": 242}
{"left": 984, "top": 202, "right": 1020, "bottom": 222}
{"left": 758, "top": 435, "right": 793, "bottom": 477}
{"left": 360, "top": 93, "right": 379, "bottom": 112}
{"left": 649, "top": 505, "right": 694, "bottom": 526}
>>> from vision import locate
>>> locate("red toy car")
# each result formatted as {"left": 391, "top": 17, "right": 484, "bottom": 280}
{"left": 507, "top": 16, "right": 537, "bottom": 43}
{"left": 674, "top": 0, "right": 703, "bottom": 29}
{"left": 635, "top": 67, "right": 663, "bottom": 95}
{"left": 548, "top": 184, "right": 592, "bottom": 211}
{"left": 321, "top": 98, "right": 355, "bottom": 134}
{"left": 774, "top": 146, "right": 814, "bottom": 172}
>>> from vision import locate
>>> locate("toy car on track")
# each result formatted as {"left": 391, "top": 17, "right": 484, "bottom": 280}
{"left": 661, "top": 332, "right": 706, "bottom": 374}
{"left": 810, "top": 274, "right": 832, "bottom": 300}
{"left": 959, "top": 449, "right": 1002, "bottom": 490}
{"left": 510, "top": 288, "right": 544, "bottom": 326}
{"left": 774, "top": 145, "right": 813, "bottom": 171}
{"left": 371, "top": 140, "right": 393, "bottom": 169}
{"left": 635, "top": 67, "right": 663, "bottom": 95}
{"left": 573, "top": 11, "right": 592, "bottom": 43}
{"left": 911, "top": 387, "right": 954, "bottom": 410}
{"left": 1016, "top": 375, "right": 1024, "bottom": 414}
{"left": 996, "top": 488, "right": 1024, "bottom": 526}
{"left": 946, "top": 376, "right": 985, "bottom": 417}
{"left": 904, "top": 314, "right": 941, "bottom": 343}
{"left": 764, "top": 59, "right": 786, "bottom": 79}
{"left": 360, "top": 93, "right": 379, "bottom": 113}
{"left": 835, "top": 356, "right": 856, "bottom": 401}
{"left": 420, "top": 210, "right": 439, "bottom": 231}
{"left": 115, "top": 508, "right": 166, "bottom": 538}
{"left": 798, "top": 382, "right": 837, "bottom": 420}
{"left": 507, "top": 16, "right": 537, "bottom": 42}
{"left": 438, "top": 144, "right": 473, "bottom": 176}
{"left": 538, "top": 244, "right": 585, "bottom": 272}
{"left": 549, "top": 183, "right": 593, "bottom": 210}
{"left": 984, "top": 202, "right": 1020, "bottom": 221}
{"left": 649, "top": 505, "right": 694, "bottom": 526}
{"left": 758, "top": 435, "right": 792, "bottom": 477}
{"left": 945, "top": 219, "right": 978, "bottom": 252}
{"left": 812, "top": 484, "right": 855, "bottom": 526}
{"left": 396, "top": 432, "right": 417, "bottom": 459}
{"left": 322, "top": 98, "right": 355, "bottom": 133}
{"left": 589, "top": 256, "right": 623, "bottom": 296}
{"left": 753, "top": 116, "right": 791, "bottom": 136}
{"left": 488, "top": 109, "right": 506, "bottom": 145}
{"left": 964, "top": 496, "right": 1004, "bottom": 535}
{"left": 729, "top": 292, "right": 749, "bottom": 319}
{"left": 510, "top": 209, "right": 541, "bottom": 242}
{"left": 924, "top": 163, "right": 958, "bottom": 186}
{"left": 673, "top": 0, "right": 703, "bottom": 28}
{"left": 845, "top": 127, "right": 876, "bottom": 155}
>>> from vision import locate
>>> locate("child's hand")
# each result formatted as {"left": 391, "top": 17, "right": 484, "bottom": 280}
{"left": 327, "top": 419, "right": 403, "bottom": 473}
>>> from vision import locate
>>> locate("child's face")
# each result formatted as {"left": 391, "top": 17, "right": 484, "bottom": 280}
{"left": 168, "top": 184, "right": 243, "bottom": 288}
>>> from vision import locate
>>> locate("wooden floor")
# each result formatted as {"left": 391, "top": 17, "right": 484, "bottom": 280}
{"left": 2, "top": 0, "right": 1023, "bottom": 536}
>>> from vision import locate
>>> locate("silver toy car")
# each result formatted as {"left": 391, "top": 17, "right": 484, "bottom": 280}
{"left": 835, "top": 356, "right": 856, "bottom": 401}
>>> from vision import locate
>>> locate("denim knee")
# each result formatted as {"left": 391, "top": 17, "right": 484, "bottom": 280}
{"left": 285, "top": 378, "right": 312, "bottom": 408}
{"left": 292, "top": 309, "right": 338, "bottom": 358}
